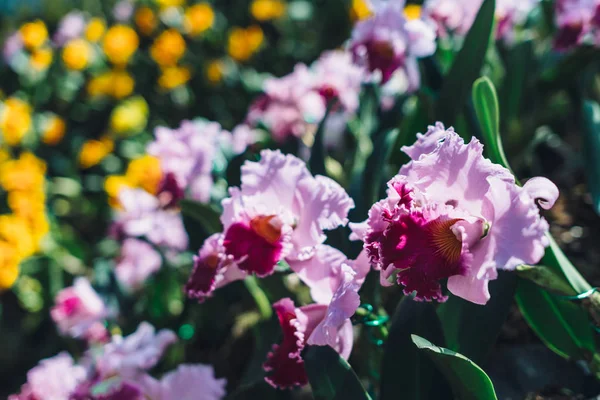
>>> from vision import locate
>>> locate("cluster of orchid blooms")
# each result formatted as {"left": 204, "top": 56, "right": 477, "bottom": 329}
{"left": 12, "top": 0, "right": 584, "bottom": 397}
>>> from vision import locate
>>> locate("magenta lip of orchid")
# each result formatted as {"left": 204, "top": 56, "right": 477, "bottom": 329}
{"left": 351, "top": 122, "right": 559, "bottom": 305}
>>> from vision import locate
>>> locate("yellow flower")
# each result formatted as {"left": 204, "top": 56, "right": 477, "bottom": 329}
{"left": 158, "top": 66, "right": 191, "bottom": 90}
{"left": 86, "top": 18, "right": 106, "bottom": 42}
{"left": 0, "top": 98, "right": 32, "bottom": 146}
{"left": 350, "top": 0, "right": 372, "bottom": 22}
{"left": 0, "top": 241, "right": 21, "bottom": 290}
{"left": 227, "top": 25, "right": 264, "bottom": 62}
{"left": 110, "top": 97, "right": 149, "bottom": 135}
{"left": 184, "top": 3, "right": 215, "bottom": 36}
{"left": 62, "top": 38, "right": 93, "bottom": 70}
{"left": 87, "top": 72, "right": 112, "bottom": 97}
{"left": 111, "top": 70, "right": 135, "bottom": 99}
{"left": 103, "top": 25, "right": 139, "bottom": 66}
{"left": 20, "top": 20, "right": 48, "bottom": 50}
{"left": 8, "top": 190, "right": 45, "bottom": 219}
{"left": 156, "top": 0, "right": 185, "bottom": 8}
{"left": 0, "top": 214, "right": 37, "bottom": 258}
{"left": 404, "top": 4, "right": 421, "bottom": 20}
{"left": 135, "top": 6, "right": 157, "bottom": 36}
{"left": 206, "top": 60, "right": 224, "bottom": 83}
{"left": 30, "top": 47, "right": 53, "bottom": 71}
{"left": 79, "top": 136, "right": 114, "bottom": 169}
{"left": 150, "top": 29, "right": 186, "bottom": 67}
{"left": 250, "top": 0, "right": 286, "bottom": 21}
{"left": 42, "top": 115, "right": 66, "bottom": 145}
{"left": 126, "top": 155, "right": 162, "bottom": 194}
{"left": 0, "top": 152, "right": 46, "bottom": 192}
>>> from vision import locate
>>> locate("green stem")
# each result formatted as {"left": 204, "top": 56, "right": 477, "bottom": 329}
{"left": 244, "top": 276, "right": 272, "bottom": 320}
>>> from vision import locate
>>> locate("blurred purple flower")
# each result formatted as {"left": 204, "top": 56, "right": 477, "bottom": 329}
{"left": 554, "top": 0, "right": 600, "bottom": 49}
{"left": 113, "top": 0, "right": 135, "bottom": 22}
{"left": 53, "top": 11, "right": 86, "bottom": 46}
{"left": 139, "top": 364, "right": 227, "bottom": 400}
{"left": 263, "top": 264, "right": 359, "bottom": 389}
{"left": 351, "top": 123, "right": 559, "bottom": 304}
{"left": 349, "top": 0, "right": 436, "bottom": 86}
{"left": 9, "top": 353, "right": 86, "bottom": 400}
{"left": 3, "top": 31, "right": 23, "bottom": 64}
{"left": 115, "top": 238, "right": 162, "bottom": 290}
{"left": 50, "top": 277, "right": 108, "bottom": 341}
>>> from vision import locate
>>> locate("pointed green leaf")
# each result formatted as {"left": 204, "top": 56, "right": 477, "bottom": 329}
{"left": 472, "top": 77, "right": 512, "bottom": 170}
{"left": 435, "top": 0, "right": 495, "bottom": 126}
{"left": 309, "top": 106, "right": 331, "bottom": 176}
{"left": 303, "top": 345, "right": 372, "bottom": 400}
{"left": 381, "top": 299, "right": 451, "bottom": 400}
{"left": 412, "top": 335, "right": 498, "bottom": 400}
{"left": 581, "top": 100, "right": 600, "bottom": 215}
{"left": 516, "top": 279, "right": 596, "bottom": 360}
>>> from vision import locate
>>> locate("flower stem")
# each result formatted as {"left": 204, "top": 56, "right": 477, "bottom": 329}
{"left": 244, "top": 276, "right": 272, "bottom": 320}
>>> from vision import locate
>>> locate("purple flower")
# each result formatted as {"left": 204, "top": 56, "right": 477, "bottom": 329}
{"left": 113, "top": 0, "right": 135, "bottom": 22}
{"left": 10, "top": 353, "right": 86, "bottom": 400}
{"left": 50, "top": 278, "right": 108, "bottom": 341}
{"left": 93, "top": 322, "right": 177, "bottom": 378}
{"left": 351, "top": 123, "right": 558, "bottom": 304}
{"left": 554, "top": 0, "right": 600, "bottom": 49}
{"left": 53, "top": 11, "right": 86, "bottom": 46}
{"left": 139, "top": 364, "right": 227, "bottom": 400}
{"left": 263, "top": 264, "right": 359, "bottom": 389}
{"left": 115, "top": 238, "right": 163, "bottom": 290}
{"left": 349, "top": 0, "right": 436, "bottom": 86}
{"left": 115, "top": 188, "right": 188, "bottom": 250}
{"left": 3, "top": 32, "right": 23, "bottom": 64}
{"left": 148, "top": 120, "right": 229, "bottom": 203}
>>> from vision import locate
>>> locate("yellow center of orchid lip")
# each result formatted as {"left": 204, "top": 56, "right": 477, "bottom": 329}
{"left": 250, "top": 215, "right": 282, "bottom": 244}
{"left": 428, "top": 218, "right": 463, "bottom": 264}
{"left": 205, "top": 254, "right": 220, "bottom": 269}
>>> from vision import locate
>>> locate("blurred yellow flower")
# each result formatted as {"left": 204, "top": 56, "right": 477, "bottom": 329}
{"left": 404, "top": 4, "right": 421, "bottom": 20}
{"left": 350, "top": 0, "right": 372, "bottom": 22}
{"left": 151, "top": 29, "right": 186, "bottom": 67}
{"left": 0, "top": 98, "right": 32, "bottom": 146}
{"left": 63, "top": 38, "right": 93, "bottom": 70}
{"left": 206, "top": 60, "right": 224, "bottom": 83}
{"left": 0, "top": 241, "right": 20, "bottom": 290}
{"left": 126, "top": 155, "right": 162, "bottom": 194}
{"left": 184, "top": 3, "right": 215, "bottom": 36}
{"left": 8, "top": 190, "right": 45, "bottom": 219}
{"left": 251, "top": 0, "right": 286, "bottom": 21}
{"left": 87, "top": 70, "right": 134, "bottom": 99}
{"left": 228, "top": 25, "right": 264, "bottom": 62}
{"left": 105, "top": 175, "right": 133, "bottom": 206}
{"left": 20, "top": 20, "right": 48, "bottom": 50}
{"left": 110, "top": 97, "right": 149, "bottom": 135}
{"left": 158, "top": 66, "right": 191, "bottom": 90}
{"left": 0, "top": 214, "right": 37, "bottom": 258}
{"left": 86, "top": 18, "right": 106, "bottom": 42}
{"left": 79, "top": 136, "right": 114, "bottom": 169}
{"left": 0, "top": 152, "right": 46, "bottom": 192}
{"left": 156, "top": 0, "right": 185, "bottom": 8}
{"left": 135, "top": 6, "right": 157, "bottom": 36}
{"left": 42, "top": 115, "right": 66, "bottom": 145}
{"left": 30, "top": 47, "right": 53, "bottom": 71}
{"left": 103, "top": 25, "right": 139, "bottom": 66}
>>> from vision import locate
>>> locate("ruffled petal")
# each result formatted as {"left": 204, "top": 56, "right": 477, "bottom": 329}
{"left": 522, "top": 177, "right": 559, "bottom": 210}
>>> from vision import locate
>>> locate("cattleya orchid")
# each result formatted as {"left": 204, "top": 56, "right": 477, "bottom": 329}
{"left": 50, "top": 277, "right": 108, "bottom": 342}
{"left": 351, "top": 123, "right": 559, "bottom": 304}
{"left": 264, "top": 264, "right": 360, "bottom": 388}
{"left": 348, "top": 0, "right": 436, "bottom": 86}
{"left": 185, "top": 149, "right": 354, "bottom": 301}
{"left": 554, "top": 0, "right": 600, "bottom": 49}
{"left": 115, "top": 238, "right": 162, "bottom": 290}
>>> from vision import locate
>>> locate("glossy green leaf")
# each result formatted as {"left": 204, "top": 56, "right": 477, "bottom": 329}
{"left": 516, "top": 279, "right": 596, "bottom": 360}
{"left": 435, "top": 0, "right": 495, "bottom": 126}
{"left": 309, "top": 105, "right": 331, "bottom": 176}
{"left": 581, "top": 100, "right": 600, "bottom": 215}
{"left": 412, "top": 335, "right": 498, "bottom": 400}
{"left": 542, "top": 234, "right": 592, "bottom": 295}
{"left": 437, "top": 272, "right": 517, "bottom": 364}
{"left": 472, "top": 77, "right": 512, "bottom": 170}
{"left": 380, "top": 298, "right": 451, "bottom": 400}
{"left": 303, "top": 345, "right": 372, "bottom": 400}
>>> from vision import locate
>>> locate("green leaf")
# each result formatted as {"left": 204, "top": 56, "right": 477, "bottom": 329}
{"left": 437, "top": 272, "right": 517, "bottom": 364}
{"left": 303, "top": 345, "right": 372, "bottom": 400}
{"left": 435, "top": 0, "right": 495, "bottom": 126}
{"left": 380, "top": 298, "right": 451, "bottom": 400}
{"left": 501, "top": 40, "right": 534, "bottom": 122}
{"left": 516, "top": 279, "right": 596, "bottom": 360}
{"left": 180, "top": 199, "right": 223, "bottom": 250}
{"left": 412, "top": 335, "right": 498, "bottom": 400}
{"left": 581, "top": 100, "right": 600, "bottom": 215}
{"left": 542, "top": 234, "right": 592, "bottom": 295}
{"left": 309, "top": 106, "right": 331, "bottom": 176}
{"left": 472, "top": 77, "right": 511, "bottom": 170}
